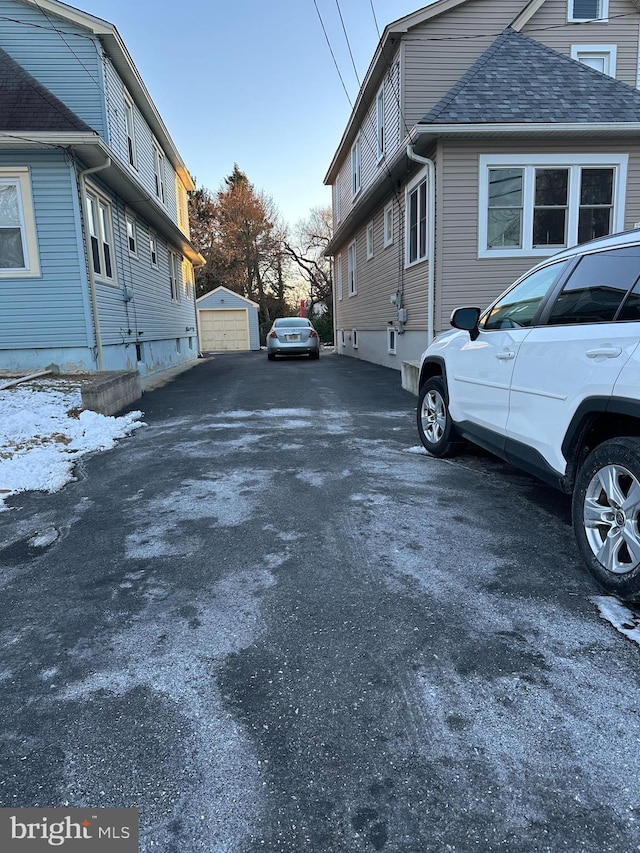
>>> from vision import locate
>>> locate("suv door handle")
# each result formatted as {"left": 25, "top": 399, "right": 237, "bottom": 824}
{"left": 495, "top": 351, "right": 515, "bottom": 360}
{"left": 586, "top": 347, "right": 622, "bottom": 359}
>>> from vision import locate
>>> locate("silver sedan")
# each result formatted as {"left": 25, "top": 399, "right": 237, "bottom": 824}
{"left": 266, "top": 318, "right": 320, "bottom": 360}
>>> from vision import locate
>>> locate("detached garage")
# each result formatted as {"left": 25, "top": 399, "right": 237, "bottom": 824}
{"left": 197, "top": 287, "right": 260, "bottom": 352}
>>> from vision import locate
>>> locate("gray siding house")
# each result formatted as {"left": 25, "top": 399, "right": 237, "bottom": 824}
{"left": 325, "top": 0, "right": 640, "bottom": 373}
{"left": 0, "top": 0, "right": 204, "bottom": 378}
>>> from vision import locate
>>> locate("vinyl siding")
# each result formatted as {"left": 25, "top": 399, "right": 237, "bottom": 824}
{"left": 0, "top": 152, "right": 92, "bottom": 348}
{"left": 437, "top": 137, "right": 640, "bottom": 335}
{"left": 522, "top": 0, "right": 640, "bottom": 88}
{"left": 103, "top": 56, "right": 180, "bottom": 223}
{"left": 333, "top": 191, "right": 430, "bottom": 333}
{"left": 402, "top": 0, "right": 526, "bottom": 127}
{"left": 0, "top": 0, "right": 107, "bottom": 135}
{"left": 332, "top": 46, "right": 402, "bottom": 230}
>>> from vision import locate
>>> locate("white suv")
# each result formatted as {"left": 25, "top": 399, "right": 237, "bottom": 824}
{"left": 417, "top": 229, "right": 640, "bottom": 601}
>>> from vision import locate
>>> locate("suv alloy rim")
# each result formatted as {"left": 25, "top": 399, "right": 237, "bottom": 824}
{"left": 421, "top": 390, "right": 446, "bottom": 444}
{"left": 583, "top": 464, "right": 640, "bottom": 575}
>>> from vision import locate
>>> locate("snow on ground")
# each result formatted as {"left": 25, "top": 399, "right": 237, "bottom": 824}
{"left": 0, "top": 378, "right": 145, "bottom": 511}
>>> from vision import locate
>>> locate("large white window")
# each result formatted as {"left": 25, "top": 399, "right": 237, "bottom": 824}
{"left": 0, "top": 168, "right": 40, "bottom": 276}
{"left": 479, "top": 154, "right": 627, "bottom": 258}
{"left": 124, "top": 91, "right": 137, "bottom": 168}
{"left": 406, "top": 170, "right": 428, "bottom": 265}
{"left": 351, "top": 135, "right": 361, "bottom": 197}
{"left": 85, "top": 187, "right": 115, "bottom": 282}
{"left": 348, "top": 240, "right": 357, "bottom": 296}
{"left": 568, "top": 0, "right": 608, "bottom": 21}
{"left": 376, "top": 84, "right": 385, "bottom": 161}
{"left": 571, "top": 44, "right": 616, "bottom": 76}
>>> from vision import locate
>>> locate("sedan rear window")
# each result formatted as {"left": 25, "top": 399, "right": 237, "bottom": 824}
{"left": 275, "top": 318, "right": 310, "bottom": 328}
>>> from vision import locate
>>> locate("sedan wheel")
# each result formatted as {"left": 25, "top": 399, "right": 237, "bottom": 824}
{"left": 416, "top": 376, "right": 463, "bottom": 458}
{"left": 572, "top": 437, "right": 640, "bottom": 600}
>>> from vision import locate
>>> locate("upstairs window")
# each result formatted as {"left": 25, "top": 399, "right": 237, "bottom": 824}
{"left": 376, "top": 84, "right": 385, "bottom": 161}
{"left": 153, "top": 143, "right": 166, "bottom": 204}
{"left": 351, "top": 135, "right": 361, "bottom": 197}
{"left": 571, "top": 44, "right": 616, "bottom": 77}
{"left": 0, "top": 168, "right": 40, "bottom": 276}
{"left": 124, "top": 92, "right": 137, "bottom": 168}
{"left": 384, "top": 203, "right": 394, "bottom": 247}
{"left": 568, "top": 0, "right": 608, "bottom": 21}
{"left": 149, "top": 232, "right": 158, "bottom": 267}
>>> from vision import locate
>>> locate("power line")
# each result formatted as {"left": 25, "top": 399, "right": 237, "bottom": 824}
{"left": 334, "top": 0, "right": 361, "bottom": 87}
{"left": 312, "top": 0, "right": 354, "bottom": 108}
{"left": 369, "top": 0, "right": 381, "bottom": 39}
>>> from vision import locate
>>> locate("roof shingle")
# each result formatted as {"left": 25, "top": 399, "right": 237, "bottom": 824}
{"left": 421, "top": 28, "right": 640, "bottom": 125}
{"left": 0, "top": 45, "right": 92, "bottom": 133}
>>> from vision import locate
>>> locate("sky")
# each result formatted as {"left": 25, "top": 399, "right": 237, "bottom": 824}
{"left": 73, "top": 0, "right": 426, "bottom": 227}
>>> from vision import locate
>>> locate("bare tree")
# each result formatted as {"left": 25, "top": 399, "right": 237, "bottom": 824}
{"left": 284, "top": 205, "right": 333, "bottom": 319}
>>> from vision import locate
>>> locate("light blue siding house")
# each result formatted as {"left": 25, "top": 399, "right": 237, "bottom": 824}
{"left": 0, "top": 0, "right": 204, "bottom": 378}
{"left": 197, "top": 287, "right": 260, "bottom": 352}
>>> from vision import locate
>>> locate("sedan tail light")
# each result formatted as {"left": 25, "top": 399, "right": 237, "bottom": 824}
{"left": 269, "top": 331, "right": 278, "bottom": 338}
{"left": 309, "top": 330, "right": 318, "bottom": 338}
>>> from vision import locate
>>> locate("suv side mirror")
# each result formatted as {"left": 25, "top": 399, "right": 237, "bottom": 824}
{"left": 451, "top": 306, "right": 481, "bottom": 340}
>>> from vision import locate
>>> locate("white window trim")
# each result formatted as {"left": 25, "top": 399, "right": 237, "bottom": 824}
{"left": 478, "top": 153, "right": 627, "bottom": 259}
{"left": 149, "top": 231, "right": 158, "bottom": 268}
{"left": 405, "top": 165, "right": 429, "bottom": 268}
{"left": 383, "top": 203, "right": 394, "bottom": 247}
{"left": 571, "top": 43, "right": 617, "bottom": 76}
{"left": 85, "top": 183, "right": 116, "bottom": 284}
{"left": 125, "top": 211, "right": 137, "bottom": 256}
{"left": 153, "top": 141, "right": 166, "bottom": 205}
{"left": 366, "top": 220, "right": 374, "bottom": 260}
{"left": 123, "top": 90, "right": 137, "bottom": 169}
{"left": 335, "top": 253, "right": 343, "bottom": 301}
{"left": 169, "top": 250, "right": 181, "bottom": 303}
{"left": 387, "top": 326, "right": 397, "bottom": 355}
{"left": 351, "top": 135, "right": 362, "bottom": 198}
{"left": 376, "top": 84, "right": 385, "bottom": 162}
{"left": 568, "top": 0, "right": 608, "bottom": 21}
{"left": 0, "top": 167, "right": 40, "bottom": 277}
{"left": 347, "top": 239, "right": 357, "bottom": 296}
{"left": 352, "top": 328, "right": 358, "bottom": 349}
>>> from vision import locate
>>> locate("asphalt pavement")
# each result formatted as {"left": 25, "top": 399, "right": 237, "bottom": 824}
{"left": 1, "top": 351, "right": 639, "bottom": 853}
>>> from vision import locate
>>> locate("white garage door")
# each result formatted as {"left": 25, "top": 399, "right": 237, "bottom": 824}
{"left": 199, "top": 309, "right": 249, "bottom": 351}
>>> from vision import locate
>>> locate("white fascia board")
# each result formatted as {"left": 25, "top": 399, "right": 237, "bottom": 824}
{"left": 511, "top": 0, "right": 548, "bottom": 31}
{"left": 18, "top": 0, "right": 194, "bottom": 192}
{"left": 412, "top": 122, "right": 640, "bottom": 137}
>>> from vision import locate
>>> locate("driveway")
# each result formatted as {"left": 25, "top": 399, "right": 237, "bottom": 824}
{"left": 1, "top": 351, "right": 639, "bottom": 852}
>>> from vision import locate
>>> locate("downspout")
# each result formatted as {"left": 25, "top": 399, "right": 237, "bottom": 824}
{"left": 406, "top": 145, "right": 436, "bottom": 345}
{"left": 78, "top": 156, "right": 111, "bottom": 370}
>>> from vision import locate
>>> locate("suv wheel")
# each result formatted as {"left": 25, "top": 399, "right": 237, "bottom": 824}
{"left": 572, "top": 437, "right": 640, "bottom": 601}
{"left": 417, "top": 376, "right": 464, "bottom": 458}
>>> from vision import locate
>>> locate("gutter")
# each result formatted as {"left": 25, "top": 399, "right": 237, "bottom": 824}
{"left": 78, "top": 156, "right": 112, "bottom": 371}
{"left": 406, "top": 145, "right": 436, "bottom": 346}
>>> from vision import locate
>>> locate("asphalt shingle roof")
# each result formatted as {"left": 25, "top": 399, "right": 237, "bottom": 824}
{"left": 0, "top": 45, "right": 92, "bottom": 133}
{"left": 421, "top": 27, "right": 640, "bottom": 125}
